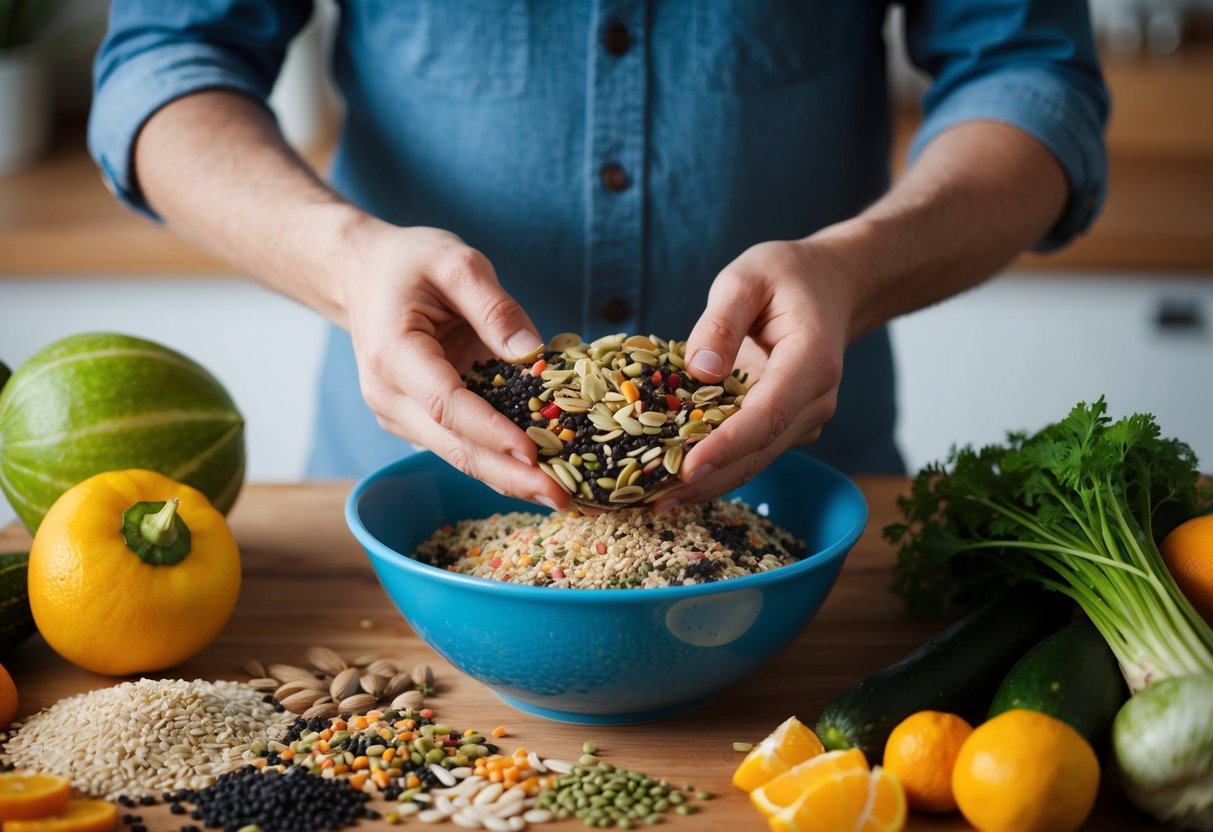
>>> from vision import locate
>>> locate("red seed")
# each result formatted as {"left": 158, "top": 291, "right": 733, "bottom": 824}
{"left": 490, "top": 557, "right": 503, "bottom": 569}
{"left": 665, "top": 394, "right": 680, "bottom": 412}
{"left": 667, "top": 373, "right": 681, "bottom": 389}
{"left": 530, "top": 359, "right": 547, "bottom": 377}
{"left": 552, "top": 569, "right": 565, "bottom": 579}
{"left": 541, "top": 402, "right": 562, "bottom": 420}
{"left": 651, "top": 370, "right": 663, "bottom": 386}
{"left": 596, "top": 543, "right": 607, "bottom": 554}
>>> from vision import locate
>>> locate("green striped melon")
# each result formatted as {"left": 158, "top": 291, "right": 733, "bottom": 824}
{"left": 0, "top": 332, "right": 245, "bottom": 533}
{"left": 0, "top": 552, "right": 35, "bottom": 657}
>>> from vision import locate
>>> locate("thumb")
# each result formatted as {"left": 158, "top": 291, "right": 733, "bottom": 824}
{"left": 685, "top": 273, "right": 767, "bottom": 382}
{"left": 445, "top": 249, "right": 543, "bottom": 361}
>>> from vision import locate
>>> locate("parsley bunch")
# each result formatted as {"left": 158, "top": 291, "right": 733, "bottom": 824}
{"left": 886, "top": 397, "right": 1213, "bottom": 692}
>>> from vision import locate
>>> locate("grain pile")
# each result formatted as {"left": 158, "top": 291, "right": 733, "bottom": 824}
{"left": 0, "top": 678, "right": 293, "bottom": 800}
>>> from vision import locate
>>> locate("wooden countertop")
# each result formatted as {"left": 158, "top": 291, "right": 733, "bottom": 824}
{"left": 0, "top": 480, "right": 1157, "bottom": 830}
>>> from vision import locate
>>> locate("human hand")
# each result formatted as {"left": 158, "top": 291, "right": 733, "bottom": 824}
{"left": 654, "top": 238, "right": 855, "bottom": 511}
{"left": 342, "top": 224, "right": 570, "bottom": 509}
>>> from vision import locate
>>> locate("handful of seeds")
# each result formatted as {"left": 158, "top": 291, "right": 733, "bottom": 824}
{"left": 465, "top": 332, "right": 747, "bottom": 509}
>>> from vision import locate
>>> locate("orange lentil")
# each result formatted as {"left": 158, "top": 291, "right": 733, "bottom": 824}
{"left": 367, "top": 710, "right": 383, "bottom": 723}
{"left": 512, "top": 747, "right": 527, "bottom": 757}
{"left": 319, "top": 758, "right": 334, "bottom": 770}
{"left": 280, "top": 749, "right": 295, "bottom": 762}
{"left": 332, "top": 764, "right": 350, "bottom": 776}
{"left": 352, "top": 756, "right": 370, "bottom": 771}
{"left": 621, "top": 380, "right": 640, "bottom": 403}
{"left": 371, "top": 770, "right": 391, "bottom": 789}
{"left": 405, "top": 774, "right": 421, "bottom": 789}
{"left": 251, "top": 758, "right": 268, "bottom": 769}
{"left": 559, "top": 428, "right": 576, "bottom": 442}
{"left": 382, "top": 748, "right": 395, "bottom": 763}
{"left": 319, "top": 729, "right": 333, "bottom": 741}
{"left": 332, "top": 719, "right": 348, "bottom": 731}
{"left": 492, "top": 725, "right": 508, "bottom": 738}
{"left": 349, "top": 773, "right": 368, "bottom": 791}
{"left": 690, "top": 408, "right": 704, "bottom": 420}
{"left": 378, "top": 727, "right": 394, "bottom": 741}
{"left": 488, "top": 770, "right": 504, "bottom": 783}
{"left": 351, "top": 716, "right": 369, "bottom": 731}
{"left": 314, "top": 740, "right": 330, "bottom": 754}
{"left": 420, "top": 709, "right": 434, "bottom": 719}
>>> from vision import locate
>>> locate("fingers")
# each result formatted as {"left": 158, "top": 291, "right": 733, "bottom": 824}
{"left": 434, "top": 246, "right": 543, "bottom": 361}
{"left": 684, "top": 269, "right": 770, "bottom": 383}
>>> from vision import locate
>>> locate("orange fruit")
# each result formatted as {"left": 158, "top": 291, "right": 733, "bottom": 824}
{"left": 952, "top": 709, "right": 1099, "bottom": 832}
{"left": 4, "top": 799, "right": 118, "bottom": 832}
{"left": 29, "top": 469, "right": 241, "bottom": 676}
{"left": 733, "top": 716, "right": 825, "bottom": 792}
{"left": 1159, "top": 514, "right": 1213, "bottom": 625}
{"left": 769, "top": 765, "right": 907, "bottom": 832}
{"left": 0, "top": 662, "right": 18, "bottom": 730}
{"left": 0, "top": 772, "right": 71, "bottom": 820}
{"left": 751, "top": 748, "right": 867, "bottom": 816}
{"left": 882, "top": 710, "right": 973, "bottom": 813}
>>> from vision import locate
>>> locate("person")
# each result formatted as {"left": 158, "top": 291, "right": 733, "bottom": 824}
{"left": 88, "top": 1, "right": 1107, "bottom": 513}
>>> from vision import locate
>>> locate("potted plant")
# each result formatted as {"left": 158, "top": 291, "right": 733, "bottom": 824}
{"left": 0, "top": 0, "right": 65, "bottom": 175}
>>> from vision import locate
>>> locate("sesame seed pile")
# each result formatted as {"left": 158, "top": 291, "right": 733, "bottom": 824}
{"left": 465, "top": 332, "right": 748, "bottom": 509}
{"left": 413, "top": 499, "right": 804, "bottom": 588}
{"left": 0, "top": 678, "right": 293, "bottom": 801}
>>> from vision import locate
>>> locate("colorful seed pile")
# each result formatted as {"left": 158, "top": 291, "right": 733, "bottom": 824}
{"left": 0, "top": 679, "right": 293, "bottom": 801}
{"left": 465, "top": 332, "right": 748, "bottom": 508}
{"left": 414, "top": 498, "right": 804, "bottom": 588}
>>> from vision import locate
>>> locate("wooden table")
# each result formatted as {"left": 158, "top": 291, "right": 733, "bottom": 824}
{"left": 0, "top": 480, "right": 1156, "bottom": 830}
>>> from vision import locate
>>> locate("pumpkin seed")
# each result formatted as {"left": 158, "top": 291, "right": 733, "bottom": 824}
{"left": 579, "top": 481, "right": 594, "bottom": 500}
{"left": 548, "top": 332, "right": 583, "bottom": 352}
{"left": 622, "top": 335, "right": 657, "bottom": 351}
{"left": 539, "top": 462, "right": 573, "bottom": 494}
{"left": 724, "top": 375, "right": 747, "bottom": 396}
{"left": 551, "top": 458, "right": 584, "bottom": 484}
{"left": 622, "top": 362, "right": 645, "bottom": 378}
{"left": 592, "top": 429, "right": 623, "bottom": 443}
{"left": 663, "top": 446, "right": 684, "bottom": 474}
{"left": 629, "top": 349, "right": 659, "bottom": 366}
{"left": 679, "top": 420, "right": 709, "bottom": 437}
{"left": 702, "top": 408, "right": 725, "bottom": 425}
{"left": 608, "top": 486, "right": 646, "bottom": 503}
{"left": 582, "top": 373, "right": 608, "bottom": 403}
{"left": 666, "top": 351, "right": 685, "bottom": 369}
{"left": 616, "top": 416, "right": 644, "bottom": 437}
{"left": 526, "top": 426, "right": 564, "bottom": 452}
{"left": 690, "top": 385, "right": 724, "bottom": 405}
{"left": 540, "top": 369, "right": 576, "bottom": 385}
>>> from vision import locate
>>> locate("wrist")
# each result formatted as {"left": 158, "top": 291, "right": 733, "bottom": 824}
{"left": 797, "top": 217, "right": 887, "bottom": 342}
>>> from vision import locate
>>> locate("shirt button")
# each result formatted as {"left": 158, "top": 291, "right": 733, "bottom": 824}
{"left": 601, "top": 298, "right": 632, "bottom": 323}
{"left": 603, "top": 23, "right": 630, "bottom": 56}
{"left": 600, "top": 163, "right": 629, "bottom": 192}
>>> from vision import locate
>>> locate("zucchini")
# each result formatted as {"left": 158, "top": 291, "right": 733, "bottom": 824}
{"left": 815, "top": 583, "right": 1072, "bottom": 762}
{"left": 0, "top": 552, "right": 35, "bottom": 657}
{"left": 988, "top": 617, "right": 1126, "bottom": 748}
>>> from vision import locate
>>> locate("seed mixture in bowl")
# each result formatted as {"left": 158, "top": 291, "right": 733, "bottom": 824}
{"left": 464, "top": 332, "right": 749, "bottom": 509}
{"left": 413, "top": 499, "right": 804, "bottom": 589}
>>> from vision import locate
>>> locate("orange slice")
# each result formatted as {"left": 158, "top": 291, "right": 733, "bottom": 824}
{"left": 0, "top": 772, "right": 72, "bottom": 820}
{"left": 5, "top": 799, "right": 118, "bottom": 832}
{"left": 732, "top": 716, "right": 825, "bottom": 792}
{"left": 856, "top": 767, "right": 908, "bottom": 832}
{"left": 751, "top": 747, "right": 867, "bottom": 817}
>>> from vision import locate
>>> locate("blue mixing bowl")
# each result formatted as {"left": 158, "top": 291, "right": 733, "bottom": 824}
{"left": 346, "top": 450, "right": 867, "bottom": 725}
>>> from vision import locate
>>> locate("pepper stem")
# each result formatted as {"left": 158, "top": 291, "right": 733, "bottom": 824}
{"left": 140, "top": 497, "right": 181, "bottom": 546}
{"left": 122, "top": 499, "right": 192, "bottom": 566}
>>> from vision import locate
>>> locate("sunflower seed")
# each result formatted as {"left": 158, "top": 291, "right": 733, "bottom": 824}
{"left": 724, "top": 374, "right": 747, "bottom": 396}
{"left": 268, "top": 663, "right": 320, "bottom": 684}
{"left": 350, "top": 653, "right": 379, "bottom": 667}
{"left": 616, "top": 416, "right": 644, "bottom": 437}
{"left": 392, "top": 690, "right": 425, "bottom": 710}
{"left": 663, "top": 445, "right": 684, "bottom": 474}
{"left": 246, "top": 677, "right": 279, "bottom": 692}
{"left": 360, "top": 673, "right": 385, "bottom": 698}
{"left": 387, "top": 671, "right": 415, "bottom": 697}
{"left": 279, "top": 691, "right": 323, "bottom": 714}
{"left": 366, "top": 659, "right": 399, "bottom": 678}
{"left": 547, "top": 332, "right": 583, "bottom": 352}
{"left": 691, "top": 385, "right": 724, "bottom": 404}
{"left": 629, "top": 349, "right": 659, "bottom": 366}
{"left": 302, "top": 702, "right": 339, "bottom": 721}
{"left": 322, "top": 667, "right": 356, "bottom": 701}
{"left": 305, "top": 646, "right": 347, "bottom": 676}
{"left": 274, "top": 680, "right": 325, "bottom": 701}
{"left": 338, "top": 693, "right": 378, "bottom": 713}
{"left": 241, "top": 659, "right": 266, "bottom": 678}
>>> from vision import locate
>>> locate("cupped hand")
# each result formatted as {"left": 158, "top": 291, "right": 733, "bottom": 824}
{"left": 654, "top": 238, "right": 855, "bottom": 511}
{"left": 342, "top": 224, "right": 570, "bottom": 509}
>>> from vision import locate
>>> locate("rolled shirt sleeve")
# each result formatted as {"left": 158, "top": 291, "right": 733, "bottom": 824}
{"left": 905, "top": 0, "right": 1110, "bottom": 252}
{"left": 87, "top": 0, "right": 312, "bottom": 218}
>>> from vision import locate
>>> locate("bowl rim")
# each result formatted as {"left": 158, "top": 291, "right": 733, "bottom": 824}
{"left": 345, "top": 450, "right": 868, "bottom": 604}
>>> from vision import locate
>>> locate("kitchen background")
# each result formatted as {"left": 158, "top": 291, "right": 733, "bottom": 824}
{"left": 1, "top": 1, "right": 1211, "bottom": 530}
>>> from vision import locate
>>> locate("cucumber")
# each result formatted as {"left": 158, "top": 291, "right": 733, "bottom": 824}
{"left": 815, "top": 583, "right": 1072, "bottom": 762}
{"left": 0, "top": 552, "right": 35, "bottom": 657}
{"left": 988, "top": 617, "right": 1126, "bottom": 748}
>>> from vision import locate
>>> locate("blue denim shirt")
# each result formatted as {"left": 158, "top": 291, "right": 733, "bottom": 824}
{"left": 89, "top": 1, "right": 1108, "bottom": 479}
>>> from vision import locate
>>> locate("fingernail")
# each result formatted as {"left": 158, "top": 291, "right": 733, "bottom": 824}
{"left": 653, "top": 498, "right": 681, "bottom": 516}
{"left": 511, "top": 450, "right": 533, "bottom": 466}
{"left": 688, "top": 463, "right": 715, "bottom": 483}
{"left": 689, "top": 349, "right": 724, "bottom": 378}
{"left": 506, "top": 329, "right": 542, "bottom": 360}
{"left": 534, "top": 494, "right": 559, "bottom": 511}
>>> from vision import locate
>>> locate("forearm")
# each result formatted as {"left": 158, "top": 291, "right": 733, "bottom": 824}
{"left": 133, "top": 90, "right": 374, "bottom": 326}
{"left": 816, "top": 120, "right": 1069, "bottom": 341}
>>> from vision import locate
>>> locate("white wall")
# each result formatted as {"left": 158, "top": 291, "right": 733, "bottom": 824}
{"left": 0, "top": 278, "right": 329, "bottom": 528}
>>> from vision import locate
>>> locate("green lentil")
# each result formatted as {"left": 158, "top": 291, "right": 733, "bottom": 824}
{"left": 583, "top": 741, "right": 598, "bottom": 754}
{"left": 696, "top": 789, "right": 714, "bottom": 800}
{"left": 580, "top": 753, "right": 599, "bottom": 765}
{"left": 675, "top": 804, "right": 696, "bottom": 816}
{"left": 732, "top": 741, "right": 754, "bottom": 752}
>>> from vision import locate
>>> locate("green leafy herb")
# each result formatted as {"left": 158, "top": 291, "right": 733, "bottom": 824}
{"left": 885, "top": 397, "right": 1213, "bottom": 692}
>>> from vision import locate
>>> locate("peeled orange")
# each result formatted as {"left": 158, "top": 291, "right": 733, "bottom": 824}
{"left": 733, "top": 716, "right": 825, "bottom": 792}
